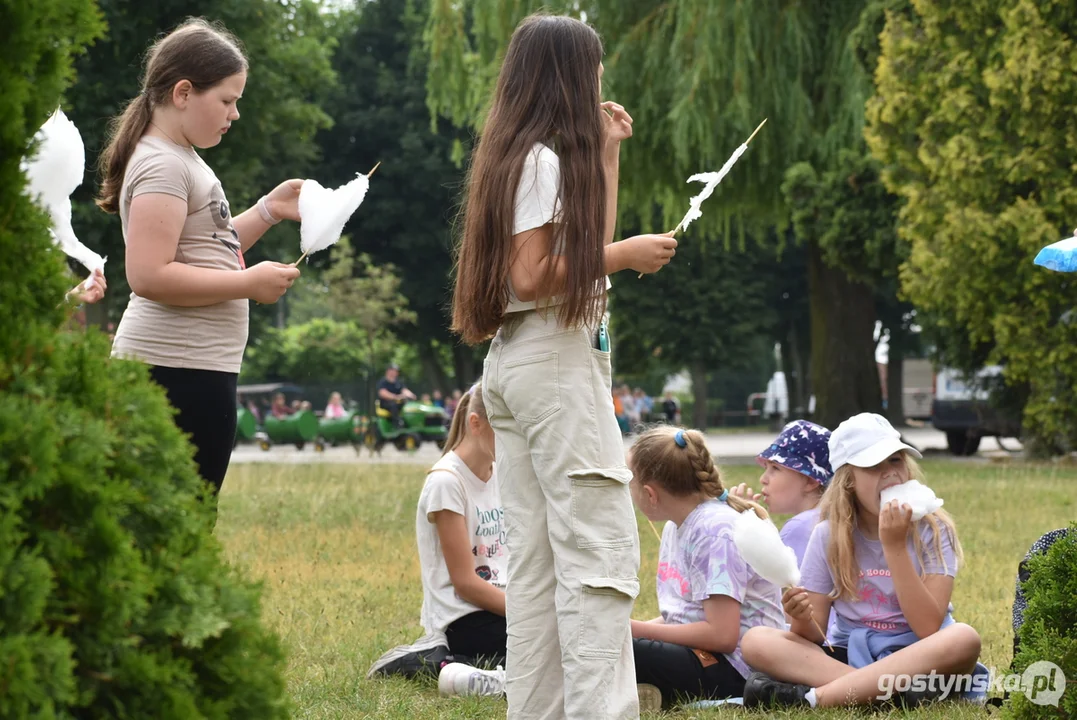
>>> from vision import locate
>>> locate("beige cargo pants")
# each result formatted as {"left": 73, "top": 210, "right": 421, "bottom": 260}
{"left": 483, "top": 310, "right": 641, "bottom": 720}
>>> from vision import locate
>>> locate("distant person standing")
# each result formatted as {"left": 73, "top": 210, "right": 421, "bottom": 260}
{"left": 662, "top": 391, "right": 680, "bottom": 424}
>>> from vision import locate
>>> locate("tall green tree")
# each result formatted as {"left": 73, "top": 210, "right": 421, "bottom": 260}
{"left": 315, "top": 0, "right": 481, "bottom": 390}
{"left": 65, "top": 0, "right": 337, "bottom": 336}
{"left": 865, "top": 0, "right": 1077, "bottom": 451}
{"left": 424, "top": 1, "right": 885, "bottom": 427}
{"left": 782, "top": 150, "right": 908, "bottom": 424}
{"left": 612, "top": 238, "right": 776, "bottom": 429}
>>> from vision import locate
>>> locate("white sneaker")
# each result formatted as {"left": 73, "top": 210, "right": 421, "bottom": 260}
{"left": 437, "top": 662, "right": 506, "bottom": 697}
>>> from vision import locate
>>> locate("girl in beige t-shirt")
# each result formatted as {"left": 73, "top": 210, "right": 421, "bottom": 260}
{"left": 96, "top": 19, "right": 303, "bottom": 496}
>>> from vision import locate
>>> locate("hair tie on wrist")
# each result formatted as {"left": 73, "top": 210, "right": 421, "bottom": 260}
{"left": 257, "top": 195, "right": 281, "bottom": 225}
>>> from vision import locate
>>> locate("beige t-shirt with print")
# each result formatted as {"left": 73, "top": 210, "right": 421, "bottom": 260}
{"left": 111, "top": 136, "right": 248, "bottom": 373}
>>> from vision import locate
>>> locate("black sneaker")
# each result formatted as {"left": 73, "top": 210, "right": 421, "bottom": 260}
{"left": 371, "top": 646, "right": 452, "bottom": 680}
{"left": 742, "top": 671, "right": 812, "bottom": 708}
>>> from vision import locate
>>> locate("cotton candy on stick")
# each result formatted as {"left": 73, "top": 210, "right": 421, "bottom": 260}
{"left": 733, "top": 509, "right": 833, "bottom": 649}
{"left": 880, "top": 480, "right": 944, "bottom": 522}
{"left": 1033, "top": 229, "right": 1077, "bottom": 272}
{"left": 637, "top": 118, "right": 767, "bottom": 277}
{"left": 674, "top": 118, "right": 767, "bottom": 235}
{"left": 22, "top": 108, "right": 107, "bottom": 290}
{"left": 293, "top": 162, "right": 380, "bottom": 266}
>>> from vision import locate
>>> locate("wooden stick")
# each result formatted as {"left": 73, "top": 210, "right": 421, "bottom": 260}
{"left": 783, "top": 584, "right": 833, "bottom": 651}
{"left": 293, "top": 162, "right": 381, "bottom": 266}
{"left": 646, "top": 517, "right": 663, "bottom": 543}
{"left": 746, "top": 117, "right": 768, "bottom": 145}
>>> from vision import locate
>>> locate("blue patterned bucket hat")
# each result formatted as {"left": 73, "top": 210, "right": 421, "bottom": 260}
{"left": 756, "top": 420, "right": 833, "bottom": 486}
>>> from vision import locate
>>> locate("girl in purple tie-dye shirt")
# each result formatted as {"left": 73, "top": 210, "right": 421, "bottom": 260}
{"left": 627, "top": 427, "right": 785, "bottom": 712}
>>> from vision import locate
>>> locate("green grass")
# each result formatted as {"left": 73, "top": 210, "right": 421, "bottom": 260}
{"left": 215, "top": 460, "right": 1077, "bottom": 719}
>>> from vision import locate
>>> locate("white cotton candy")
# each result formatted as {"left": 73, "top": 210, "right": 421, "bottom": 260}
{"left": 880, "top": 480, "right": 944, "bottom": 522}
{"left": 677, "top": 143, "right": 748, "bottom": 232}
{"left": 298, "top": 173, "right": 371, "bottom": 258}
{"left": 23, "top": 108, "right": 107, "bottom": 285}
{"left": 733, "top": 509, "right": 801, "bottom": 588}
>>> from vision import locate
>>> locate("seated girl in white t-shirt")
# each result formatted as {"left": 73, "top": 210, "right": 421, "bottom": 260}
{"left": 367, "top": 382, "right": 508, "bottom": 683}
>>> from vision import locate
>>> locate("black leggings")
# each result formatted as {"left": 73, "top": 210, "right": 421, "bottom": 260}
{"left": 446, "top": 611, "right": 507, "bottom": 669}
{"left": 149, "top": 366, "right": 237, "bottom": 495}
{"left": 633, "top": 638, "right": 746, "bottom": 708}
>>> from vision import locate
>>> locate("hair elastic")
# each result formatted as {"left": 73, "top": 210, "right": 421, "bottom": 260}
{"left": 674, "top": 429, "right": 687, "bottom": 448}
{"left": 257, "top": 195, "right": 281, "bottom": 225}
{"left": 718, "top": 489, "right": 729, "bottom": 502}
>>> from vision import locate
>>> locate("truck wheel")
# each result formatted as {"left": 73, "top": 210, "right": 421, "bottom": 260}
{"left": 946, "top": 431, "right": 981, "bottom": 456}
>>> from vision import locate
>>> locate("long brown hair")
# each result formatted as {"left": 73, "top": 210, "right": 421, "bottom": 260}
{"left": 820, "top": 453, "right": 964, "bottom": 601}
{"left": 96, "top": 18, "right": 247, "bottom": 214}
{"left": 442, "top": 383, "right": 487, "bottom": 455}
{"left": 631, "top": 427, "right": 769, "bottom": 519}
{"left": 451, "top": 13, "right": 607, "bottom": 344}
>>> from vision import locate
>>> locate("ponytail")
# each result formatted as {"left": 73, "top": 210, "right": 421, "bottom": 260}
{"left": 632, "top": 426, "right": 769, "bottom": 519}
{"left": 95, "top": 18, "right": 248, "bottom": 214}
{"left": 96, "top": 94, "right": 153, "bottom": 214}
{"left": 442, "top": 383, "right": 487, "bottom": 455}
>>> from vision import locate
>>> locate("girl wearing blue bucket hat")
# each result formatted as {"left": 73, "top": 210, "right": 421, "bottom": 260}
{"left": 731, "top": 420, "right": 833, "bottom": 566}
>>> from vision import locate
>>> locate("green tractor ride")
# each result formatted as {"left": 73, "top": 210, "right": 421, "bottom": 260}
{"left": 358, "top": 400, "right": 449, "bottom": 454}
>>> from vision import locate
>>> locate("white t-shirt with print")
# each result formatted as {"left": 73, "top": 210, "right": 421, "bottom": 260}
{"left": 416, "top": 451, "right": 508, "bottom": 635}
{"left": 506, "top": 142, "right": 612, "bottom": 314}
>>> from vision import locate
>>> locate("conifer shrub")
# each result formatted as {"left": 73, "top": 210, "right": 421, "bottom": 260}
{"left": 1, "top": 1, "right": 290, "bottom": 717}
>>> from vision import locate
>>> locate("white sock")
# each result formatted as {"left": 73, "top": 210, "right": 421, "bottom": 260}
{"left": 805, "top": 688, "right": 818, "bottom": 708}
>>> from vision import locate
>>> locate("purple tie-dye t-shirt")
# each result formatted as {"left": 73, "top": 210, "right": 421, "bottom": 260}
{"left": 779, "top": 506, "right": 821, "bottom": 567}
{"left": 656, "top": 499, "right": 786, "bottom": 678}
{"left": 800, "top": 519, "right": 958, "bottom": 645}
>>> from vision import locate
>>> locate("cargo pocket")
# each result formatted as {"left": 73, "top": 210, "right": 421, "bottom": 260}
{"left": 567, "top": 467, "right": 635, "bottom": 549}
{"left": 502, "top": 351, "right": 561, "bottom": 424}
{"left": 579, "top": 576, "right": 640, "bottom": 659}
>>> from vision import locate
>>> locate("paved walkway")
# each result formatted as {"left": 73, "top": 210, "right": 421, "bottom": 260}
{"left": 230, "top": 427, "right": 1022, "bottom": 467}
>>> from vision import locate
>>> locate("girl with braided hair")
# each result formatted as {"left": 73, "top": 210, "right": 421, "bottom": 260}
{"left": 627, "top": 426, "right": 785, "bottom": 711}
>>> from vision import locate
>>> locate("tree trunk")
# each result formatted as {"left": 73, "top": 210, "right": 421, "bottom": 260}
{"left": 808, "top": 240, "right": 883, "bottom": 429}
{"left": 787, "top": 323, "right": 809, "bottom": 417}
{"left": 452, "top": 343, "right": 479, "bottom": 390}
{"left": 690, "top": 360, "right": 709, "bottom": 430}
{"left": 885, "top": 326, "right": 906, "bottom": 427}
{"left": 418, "top": 339, "right": 450, "bottom": 392}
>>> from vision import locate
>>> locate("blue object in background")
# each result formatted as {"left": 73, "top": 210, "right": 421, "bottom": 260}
{"left": 1034, "top": 234, "right": 1077, "bottom": 272}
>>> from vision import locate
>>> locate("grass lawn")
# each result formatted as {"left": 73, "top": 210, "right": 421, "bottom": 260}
{"left": 216, "top": 460, "right": 1076, "bottom": 719}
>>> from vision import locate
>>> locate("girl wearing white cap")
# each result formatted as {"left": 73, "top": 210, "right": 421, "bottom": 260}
{"left": 740, "top": 413, "right": 985, "bottom": 709}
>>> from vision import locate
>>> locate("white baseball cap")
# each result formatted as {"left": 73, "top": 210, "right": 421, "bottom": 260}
{"left": 828, "top": 413, "right": 922, "bottom": 472}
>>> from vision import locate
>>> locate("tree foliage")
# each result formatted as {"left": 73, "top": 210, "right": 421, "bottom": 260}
{"left": 425, "top": 0, "right": 870, "bottom": 233}
{"left": 612, "top": 237, "right": 776, "bottom": 428}
{"left": 3, "top": 0, "right": 289, "bottom": 716}
{"left": 865, "top": 0, "right": 1077, "bottom": 451}
{"left": 245, "top": 237, "right": 415, "bottom": 391}
{"left": 316, "top": 0, "right": 481, "bottom": 387}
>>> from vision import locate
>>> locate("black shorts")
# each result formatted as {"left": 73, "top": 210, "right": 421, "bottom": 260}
{"left": 632, "top": 638, "right": 746, "bottom": 709}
